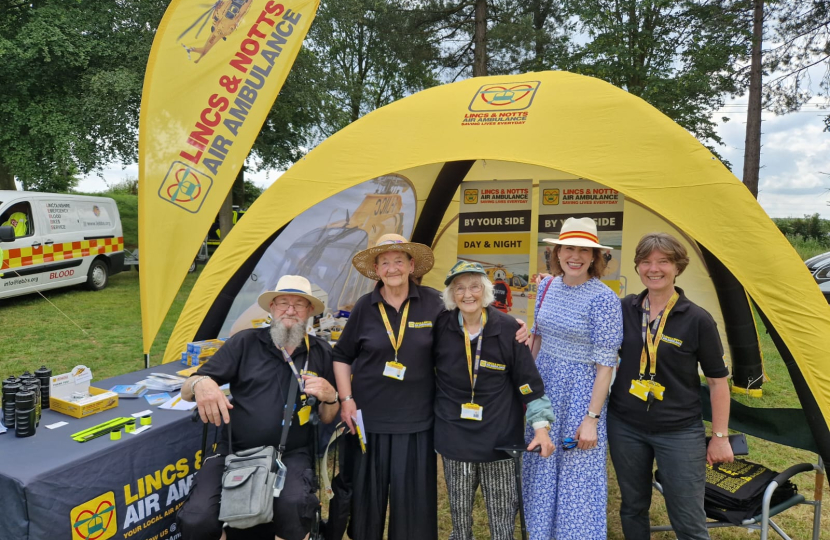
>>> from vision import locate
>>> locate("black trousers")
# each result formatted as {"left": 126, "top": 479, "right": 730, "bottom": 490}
{"left": 348, "top": 429, "right": 437, "bottom": 540}
{"left": 177, "top": 448, "right": 317, "bottom": 540}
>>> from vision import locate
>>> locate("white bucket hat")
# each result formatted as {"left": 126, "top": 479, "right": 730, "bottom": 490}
{"left": 257, "top": 275, "right": 325, "bottom": 316}
{"left": 543, "top": 217, "right": 612, "bottom": 249}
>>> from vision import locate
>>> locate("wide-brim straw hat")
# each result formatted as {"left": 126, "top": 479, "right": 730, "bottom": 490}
{"left": 352, "top": 233, "right": 435, "bottom": 281}
{"left": 543, "top": 217, "right": 612, "bottom": 250}
{"left": 257, "top": 275, "right": 325, "bottom": 316}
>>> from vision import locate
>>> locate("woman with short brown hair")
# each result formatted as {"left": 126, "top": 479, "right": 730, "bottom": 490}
{"left": 608, "top": 232, "right": 733, "bottom": 540}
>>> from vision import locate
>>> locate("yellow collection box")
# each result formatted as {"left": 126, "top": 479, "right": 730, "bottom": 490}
{"left": 49, "top": 365, "right": 119, "bottom": 418}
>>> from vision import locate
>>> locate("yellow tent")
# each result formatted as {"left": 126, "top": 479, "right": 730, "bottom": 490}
{"left": 162, "top": 71, "right": 830, "bottom": 459}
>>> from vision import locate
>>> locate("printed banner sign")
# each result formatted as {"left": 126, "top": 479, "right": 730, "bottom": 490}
{"left": 138, "top": 0, "right": 320, "bottom": 356}
{"left": 537, "top": 180, "right": 626, "bottom": 296}
{"left": 458, "top": 180, "right": 532, "bottom": 321}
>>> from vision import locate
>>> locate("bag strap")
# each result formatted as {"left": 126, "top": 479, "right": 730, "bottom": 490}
{"left": 227, "top": 373, "right": 299, "bottom": 457}
{"left": 530, "top": 277, "right": 553, "bottom": 351}
{"left": 320, "top": 424, "right": 347, "bottom": 500}
{"left": 278, "top": 374, "right": 300, "bottom": 458}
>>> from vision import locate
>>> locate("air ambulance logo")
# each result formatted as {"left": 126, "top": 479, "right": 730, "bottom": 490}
{"left": 464, "top": 189, "right": 479, "bottom": 204}
{"left": 158, "top": 160, "right": 213, "bottom": 213}
{"left": 543, "top": 189, "right": 560, "bottom": 205}
{"left": 71, "top": 491, "right": 117, "bottom": 540}
{"left": 469, "top": 81, "right": 541, "bottom": 112}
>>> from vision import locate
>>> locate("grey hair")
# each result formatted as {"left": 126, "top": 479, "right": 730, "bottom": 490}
{"left": 442, "top": 273, "right": 495, "bottom": 311}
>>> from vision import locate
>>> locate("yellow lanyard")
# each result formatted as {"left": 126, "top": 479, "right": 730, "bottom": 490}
{"left": 462, "top": 311, "right": 487, "bottom": 403}
{"left": 638, "top": 292, "right": 679, "bottom": 379}
{"left": 378, "top": 301, "right": 410, "bottom": 363}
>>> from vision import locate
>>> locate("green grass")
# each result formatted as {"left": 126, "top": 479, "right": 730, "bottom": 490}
{"left": 0, "top": 267, "right": 197, "bottom": 379}
{"left": 2, "top": 254, "right": 828, "bottom": 539}
{"left": 787, "top": 234, "right": 830, "bottom": 262}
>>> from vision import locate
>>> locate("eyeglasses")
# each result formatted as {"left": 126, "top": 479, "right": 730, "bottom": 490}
{"left": 272, "top": 300, "right": 310, "bottom": 313}
{"left": 562, "top": 437, "right": 578, "bottom": 450}
{"left": 453, "top": 284, "right": 482, "bottom": 295}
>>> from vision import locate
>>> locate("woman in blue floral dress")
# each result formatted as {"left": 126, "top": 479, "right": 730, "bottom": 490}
{"left": 523, "top": 217, "right": 623, "bottom": 540}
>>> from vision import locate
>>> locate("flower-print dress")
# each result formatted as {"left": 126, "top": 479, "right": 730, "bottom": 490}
{"left": 522, "top": 276, "right": 622, "bottom": 540}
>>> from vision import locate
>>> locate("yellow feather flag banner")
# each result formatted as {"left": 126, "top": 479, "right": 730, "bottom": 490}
{"left": 138, "top": 0, "right": 320, "bottom": 358}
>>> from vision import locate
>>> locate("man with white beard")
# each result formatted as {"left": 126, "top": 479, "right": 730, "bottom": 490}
{"left": 179, "top": 275, "right": 338, "bottom": 540}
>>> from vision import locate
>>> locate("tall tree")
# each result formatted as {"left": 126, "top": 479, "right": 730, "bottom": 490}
{"left": 488, "top": 0, "right": 574, "bottom": 74}
{"left": 743, "top": 0, "right": 764, "bottom": 198}
{"left": 766, "top": 0, "right": 830, "bottom": 129}
{"left": 0, "top": 0, "right": 168, "bottom": 191}
{"left": 570, "top": 0, "right": 752, "bottom": 151}
{"left": 306, "top": 0, "right": 440, "bottom": 137}
{"left": 418, "top": 0, "right": 500, "bottom": 79}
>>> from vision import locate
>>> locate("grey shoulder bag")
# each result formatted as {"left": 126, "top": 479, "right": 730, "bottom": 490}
{"left": 218, "top": 374, "right": 299, "bottom": 529}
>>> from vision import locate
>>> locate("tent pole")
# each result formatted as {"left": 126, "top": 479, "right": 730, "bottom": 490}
{"left": 814, "top": 455, "right": 824, "bottom": 540}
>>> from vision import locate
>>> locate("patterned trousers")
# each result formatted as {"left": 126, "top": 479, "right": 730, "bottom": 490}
{"left": 442, "top": 456, "right": 518, "bottom": 540}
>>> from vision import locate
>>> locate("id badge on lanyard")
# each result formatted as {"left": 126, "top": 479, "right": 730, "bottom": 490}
{"left": 383, "top": 361, "right": 406, "bottom": 380}
{"left": 460, "top": 312, "right": 487, "bottom": 421}
{"left": 379, "top": 302, "right": 410, "bottom": 381}
{"left": 629, "top": 292, "right": 678, "bottom": 409}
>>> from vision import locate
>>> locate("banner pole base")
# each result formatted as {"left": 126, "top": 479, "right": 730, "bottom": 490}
{"left": 144, "top": 353, "right": 150, "bottom": 370}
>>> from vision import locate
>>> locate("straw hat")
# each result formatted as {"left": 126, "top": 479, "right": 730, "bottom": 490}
{"left": 542, "top": 217, "right": 612, "bottom": 250}
{"left": 257, "top": 275, "right": 325, "bottom": 316}
{"left": 352, "top": 233, "right": 435, "bottom": 281}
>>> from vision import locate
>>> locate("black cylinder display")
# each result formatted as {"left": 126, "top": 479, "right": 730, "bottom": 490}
{"left": 14, "top": 390, "right": 36, "bottom": 438}
{"left": 20, "top": 381, "right": 41, "bottom": 426}
{"left": 2, "top": 381, "right": 20, "bottom": 429}
{"left": 34, "top": 366, "right": 51, "bottom": 410}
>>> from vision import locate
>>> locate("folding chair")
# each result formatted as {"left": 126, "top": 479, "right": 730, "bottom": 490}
{"left": 650, "top": 386, "right": 825, "bottom": 540}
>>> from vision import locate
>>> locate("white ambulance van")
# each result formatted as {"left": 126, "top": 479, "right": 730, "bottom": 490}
{"left": 0, "top": 191, "right": 125, "bottom": 300}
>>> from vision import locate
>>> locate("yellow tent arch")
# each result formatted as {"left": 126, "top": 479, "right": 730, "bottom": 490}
{"left": 161, "top": 71, "right": 830, "bottom": 459}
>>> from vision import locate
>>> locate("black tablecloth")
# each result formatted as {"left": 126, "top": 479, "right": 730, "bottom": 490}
{"left": 0, "top": 362, "right": 207, "bottom": 540}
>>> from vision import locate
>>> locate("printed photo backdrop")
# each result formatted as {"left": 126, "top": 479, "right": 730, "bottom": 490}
{"left": 219, "top": 174, "right": 416, "bottom": 335}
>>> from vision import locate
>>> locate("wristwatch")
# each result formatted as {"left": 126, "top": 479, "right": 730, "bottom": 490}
{"left": 586, "top": 410, "right": 601, "bottom": 420}
{"left": 714, "top": 431, "right": 725, "bottom": 438}
{"left": 340, "top": 394, "right": 354, "bottom": 403}
{"left": 323, "top": 391, "right": 339, "bottom": 405}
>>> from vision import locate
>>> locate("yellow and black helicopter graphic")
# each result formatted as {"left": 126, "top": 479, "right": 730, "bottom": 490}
{"left": 228, "top": 175, "right": 414, "bottom": 333}
{"left": 179, "top": 0, "right": 254, "bottom": 63}
{"left": 276, "top": 175, "right": 411, "bottom": 311}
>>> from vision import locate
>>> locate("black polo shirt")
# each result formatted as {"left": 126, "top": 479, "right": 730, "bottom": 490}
{"left": 332, "top": 281, "right": 444, "bottom": 434}
{"left": 195, "top": 327, "right": 335, "bottom": 452}
{"left": 608, "top": 287, "right": 729, "bottom": 432}
{"left": 434, "top": 306, "right": 546, "bottom": 463}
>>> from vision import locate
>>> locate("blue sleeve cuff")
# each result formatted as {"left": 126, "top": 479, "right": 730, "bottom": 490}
{"left": 526, "top": 394, "right": 555, "bottom": 426}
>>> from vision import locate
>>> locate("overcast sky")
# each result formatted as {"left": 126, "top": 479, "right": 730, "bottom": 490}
{"left": 715, "top": 95, "right": 830, "bottom": 219}
{"left": 77, "top": 94, "right": 830, "bottom": 220}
